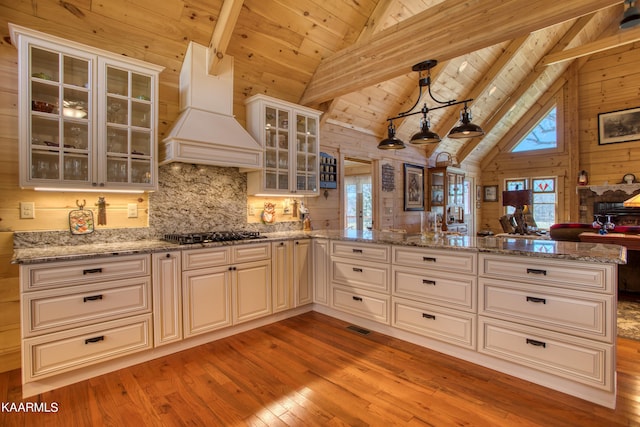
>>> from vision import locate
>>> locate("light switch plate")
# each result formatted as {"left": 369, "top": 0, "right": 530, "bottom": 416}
{"left": 127, "top": 203, "right": 138, "bottom": 218}
{"left": 20, "top": 202, "right": 35, "bottom": 219}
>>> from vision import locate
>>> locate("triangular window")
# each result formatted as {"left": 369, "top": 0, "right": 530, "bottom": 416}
{"left": 512, "top": 106, "right": 557, "bottom": 152}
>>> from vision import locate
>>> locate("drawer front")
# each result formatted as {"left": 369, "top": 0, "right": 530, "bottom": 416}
{"left": 331, "top": 286, "right": 390, "bottom": 324}
{"left": 393, "top": 247, "right": 476, "bottom": 274}
{"left": 24, "top": 314, "right": 152, "bottom": 381}
{"left": 22, "top": 254, "right": 150, "bottom": 291}
{"left": 331, "top": 241, "right": 390, "bottom": 263}
{"left": 393, "top": 266, "right": 475, "bottom": 311}
{"left": 24, "top": 277, "right": 152, "bottom": 337}
{"left": 479, "top": 254, "right": 614, "bottom": 292}
{"left": 478, "top": 317, "right": 613, "bottom": 391}
{"left": 332, "top": 259, "right": 390, "bottom": 292}
{"left": 479, "top": 278, "right": 613, "bottom": 342}
{"left": 233, "top": 242, "right": 271, "bottom": 263}
{"left": 393, "top": 297, "right": 475, "bottom": 349}
{"left": 182, "top": 247, "right": 230, "bottom": 270}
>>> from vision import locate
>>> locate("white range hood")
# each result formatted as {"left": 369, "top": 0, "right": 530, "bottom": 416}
{"left": 160, "top": 42, "right": 262, "bottom": 169}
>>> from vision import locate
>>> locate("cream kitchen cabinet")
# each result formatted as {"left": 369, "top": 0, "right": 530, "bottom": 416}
{"left": 10, "top": 24, "right": 162, "bottom": 191}
{"left": 272, "top": 239, "right": 312, "bottom": 312}
{"left": 272, "top": 241, "right": 293, "bottom": 313}
{"left": 152, "top": 251, "right": 183, "bottom": 346}
{"left": 391, "top": 246, "right": 477, "bottom": 349}
{"left": 330, "top": 241, "right": 391, "bottom": 324}
{"left": 312, "top": 238, "right": 330, "bottom": 306}
{"left": 245, "top": 94, "right": 321, "bottom": 196}
{"left": 294, "top": 239, "right": 313, "bottom": 306}
{"left": 182, "top": 243, "right": 272, "bottom": 338}
{"left": 20, "top": 254, "right": 153, "bottom": 385}
{"left": 478, "top": 253, "right": 616, "bottom": 394}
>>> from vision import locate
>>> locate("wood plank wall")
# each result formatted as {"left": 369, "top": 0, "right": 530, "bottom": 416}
{"left": 480, "top": 42, "right": 640, "bottom": 234}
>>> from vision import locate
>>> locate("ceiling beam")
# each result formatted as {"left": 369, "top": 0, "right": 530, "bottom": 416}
{"left": 458, "top": 12, "right": 603, "bottom": 164}
{"left": 540, "top": 26, "right": 640, "bottom": 66}
{"left": 208, "top": 0, "right": 244, "bottom": 75}
{"left": 299, "top": 0, "right": 620, "bottom": 107}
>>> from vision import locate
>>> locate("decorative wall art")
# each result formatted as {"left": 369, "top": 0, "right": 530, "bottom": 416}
{"left": 381, "top": 164, "right": 395, "bottom": 192}
{"left": 403, "top": 163, "right": 424, "bottom": 211}
{"left": 483, "top": 185, "right": 499, "bottom": 202}
{"left": 598, "top": 106, "right": 640, "bottom": 145}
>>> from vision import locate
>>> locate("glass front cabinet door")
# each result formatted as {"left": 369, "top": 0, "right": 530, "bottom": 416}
{"left": 10, "top": 24, "right": 163, "bottom": 191}
{"left": 245, "top": 94, "right": 321, "bottom": 196}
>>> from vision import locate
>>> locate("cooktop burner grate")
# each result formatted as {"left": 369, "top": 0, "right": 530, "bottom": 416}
{"left": 163, "top": 231, "right": 265, "bottom": 245}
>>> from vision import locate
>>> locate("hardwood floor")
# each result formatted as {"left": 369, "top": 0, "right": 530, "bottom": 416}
{"left": 2, "top": 311, "right": 639, "bottom": 426}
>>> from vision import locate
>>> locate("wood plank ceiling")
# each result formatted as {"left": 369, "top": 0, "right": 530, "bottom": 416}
{"left": 1, "top": 0, "right": 633, "bottom": 168}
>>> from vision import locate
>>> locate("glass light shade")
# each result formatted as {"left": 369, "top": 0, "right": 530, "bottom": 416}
{"left": 624, "top": 193, "right": 640, "bottom": 207}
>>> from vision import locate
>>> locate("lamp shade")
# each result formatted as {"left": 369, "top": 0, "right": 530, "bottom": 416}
{"left": 624, "top": 193, "right": 640, "bottom": 207}
{"left": 410, "top": 119, "right": 441, "bottom": 144}
{"left": 502, "top": 189, "right": 532, "bottom": 207}
{"left": 621, "top": 2, "right": 640, "bottom": 29}
{"left": 378, "top": 123, "right": 406, "bottom": 149}
{"left": 448, "top": 107, "right": 485, "bottom": 139}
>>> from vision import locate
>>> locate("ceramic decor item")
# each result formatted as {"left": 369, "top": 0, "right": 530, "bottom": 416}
{"left": 69, "top": 199, "right": 94, "bottom": 235}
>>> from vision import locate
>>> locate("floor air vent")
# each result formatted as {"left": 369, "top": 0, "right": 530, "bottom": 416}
{"left": 346, "top": 325, "right": 371, "bottom": 335}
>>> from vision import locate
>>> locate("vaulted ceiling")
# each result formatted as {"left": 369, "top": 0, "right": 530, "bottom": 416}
{"left": 2, "top": 0, "right": 638, "bottom": 169}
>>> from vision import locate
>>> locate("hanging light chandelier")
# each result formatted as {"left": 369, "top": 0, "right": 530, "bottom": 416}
{"left": 620, "top": 0, "right": 640, "bottom": 29}
{"left": 378, "top": 59, "right": 485, "bottom": 150}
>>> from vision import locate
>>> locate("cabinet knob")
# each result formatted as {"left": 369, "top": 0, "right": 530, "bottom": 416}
{"left": 166, "top": 253, "right": 171, "bottom": 258}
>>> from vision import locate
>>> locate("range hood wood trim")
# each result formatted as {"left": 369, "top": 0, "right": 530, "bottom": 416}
{"left": 160, "top": 139, "right": 262, "bottom": 169}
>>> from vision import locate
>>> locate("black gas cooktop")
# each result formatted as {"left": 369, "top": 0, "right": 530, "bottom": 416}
{"left": 163, "top": 231, "right": 266, "bottom": 245}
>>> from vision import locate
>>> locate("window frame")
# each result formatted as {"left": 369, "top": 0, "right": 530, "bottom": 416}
{"left": 503, "top": 176, "right": 558, "bottom": 230}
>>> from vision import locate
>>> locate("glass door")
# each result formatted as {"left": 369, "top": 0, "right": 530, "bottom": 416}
{"left": 104, "top": 65, "right": 153, "bottom": 185}
{"left": 263, "top": 106, "right": 290, "bottom": 192}
{"left": 29, "top": 46, "right": 91, "bottom": 184}
{"left": 294, "top": 112, "right": 318, "bottom": 193}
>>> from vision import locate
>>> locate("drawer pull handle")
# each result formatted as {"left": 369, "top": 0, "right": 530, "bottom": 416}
{"left": 352, "top": 268, "right": 363, "bottom": 273}
{"left": 526, "top": 268, "right": 547, "bottom": 276}
{"left": 85, "top": 336, "right": 104, "bottom": 344}
{"left": 352, "top": 296, "right": 363, "bottom": 302}
{"left": 352, "top": 249, "right": 363, "bottom": 254}
{"left": 422, "top": 279, "right": 436, "bottom": 286}
{"left": 83, "top": 268, "right": 103, "bottom": 275}
{"left": 526, "top": 296, "right": 546, "bottom": 304}
{"left": 422, "top": 313, "right": 436, "bottom": 320}
{"left": 83, "top": 295, "right": 103, "bottom": 302}
{"left": 526, "top": 338, "right": 546, "bottom": 348}
{"left": 423, "top": 257, "right": 436, "bottom": 262}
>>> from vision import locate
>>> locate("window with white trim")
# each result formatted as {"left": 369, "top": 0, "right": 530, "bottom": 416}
{"left": 511, "top": 106, "right": 557, "bottom": 152}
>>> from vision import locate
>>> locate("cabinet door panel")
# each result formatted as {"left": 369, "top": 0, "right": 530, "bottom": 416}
{"left": 233, "top": 260, "right": 271, "bottom": 324}
{"left": 182, "top": 267, "right": 231, "bottom": 337}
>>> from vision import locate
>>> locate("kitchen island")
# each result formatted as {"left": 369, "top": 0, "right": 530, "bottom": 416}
{"left": 12, "top": 230, "right": 625, "bottom": 408}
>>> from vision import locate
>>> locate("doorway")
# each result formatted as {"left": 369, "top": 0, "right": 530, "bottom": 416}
{"left": 344, "top": 158, "right": 373, "bottom": 231}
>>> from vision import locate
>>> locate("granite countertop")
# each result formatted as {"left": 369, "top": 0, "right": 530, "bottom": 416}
{"left": 12, "top": 229, "right": 626, "bottom": 265}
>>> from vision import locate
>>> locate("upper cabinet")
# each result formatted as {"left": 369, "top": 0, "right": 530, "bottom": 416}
{"left": 245, "top": 95, "right": 321, "bottom": 196}
{"left": 428, "top": 166, "right": 467, "bottom": 234}
{"left": 10, "top": 24, "right": 164, "bottom": 191}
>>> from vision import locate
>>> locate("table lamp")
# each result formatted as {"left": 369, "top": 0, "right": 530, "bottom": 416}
{"left": 502, "top": 189, "right": 533, "bottom": 234}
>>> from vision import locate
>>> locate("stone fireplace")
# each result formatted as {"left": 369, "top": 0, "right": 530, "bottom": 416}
{"left": 578, "top": 184, "right": 640, "bottom": 225}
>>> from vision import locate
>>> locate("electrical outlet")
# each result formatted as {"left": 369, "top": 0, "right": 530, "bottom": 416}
{"left": 127, "top": 203, "right": 138, "bottom": 218}
{"left": 20, "top": 202, "right": 35, "bottom": 219}
{"left": 249, "top": 205, "right": 255, "bottom": 215}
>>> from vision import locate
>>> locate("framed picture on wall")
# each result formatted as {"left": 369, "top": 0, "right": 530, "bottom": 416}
{"left": 598, "top": 106, "right": 640, "bottom": 145}
{"left": 483, "top": 185, "right": 499, "bottom": 202}
{"left": 403, "top": 163, "right": 424, "bottom": 211}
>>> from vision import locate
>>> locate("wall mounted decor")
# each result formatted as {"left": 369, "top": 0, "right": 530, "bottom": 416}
{"left": 598, "top": 106, "right": 640, "bottom": 145}
{"left": 483, "top": 185, "right": 499, "bottom": 202}
{"left": 381, "top": 164, "right": 395, "bottom": 192}
{"left": 403, "top": 163, "right": 424, "bottom": 211}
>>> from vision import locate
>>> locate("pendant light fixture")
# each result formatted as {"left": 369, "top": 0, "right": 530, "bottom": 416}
{"left": 378, "top": 59, "right": 484, "bottom": 149}
{"left": 620, "top": 0, "right": 640, "bottom": 29}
